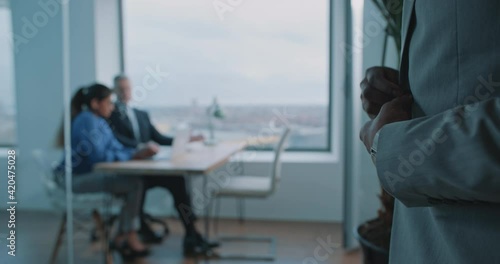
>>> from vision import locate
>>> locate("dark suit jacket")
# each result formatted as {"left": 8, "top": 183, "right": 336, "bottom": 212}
{"left": 107, "top": 103, "right": 173, "bottom": 148}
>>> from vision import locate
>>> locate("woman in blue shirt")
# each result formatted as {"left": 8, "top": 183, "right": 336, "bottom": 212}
{"left": 57, "top": 84, "right": 158, "bottom": 259}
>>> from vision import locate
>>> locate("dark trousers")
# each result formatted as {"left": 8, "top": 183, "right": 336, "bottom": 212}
{"left": 139, "top": 176, "right": 197, "bottom": 231}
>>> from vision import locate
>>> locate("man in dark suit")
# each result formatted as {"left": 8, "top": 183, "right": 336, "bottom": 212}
{"left": 107, "top": 75, "right": 215, "bottom": 256}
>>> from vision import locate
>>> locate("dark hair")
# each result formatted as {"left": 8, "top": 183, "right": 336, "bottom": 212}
{"left": 70, "top": 83, "right": 113, "bottom": 119}
{"left": 55, "top": 83, "right": 113, "bottom": 147}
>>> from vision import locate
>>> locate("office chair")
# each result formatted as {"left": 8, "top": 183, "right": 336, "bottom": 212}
{"left": 32, "top": 149, "right": 120, "bottom": 264}
{"left": 208, "top": 127, "right": 291, "bottom": 261}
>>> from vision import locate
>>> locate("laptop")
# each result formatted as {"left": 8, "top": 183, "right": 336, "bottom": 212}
{"left": 153, "top": 128, "right": 191, "bottom": 160}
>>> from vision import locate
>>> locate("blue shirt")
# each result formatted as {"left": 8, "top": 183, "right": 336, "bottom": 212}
{"left": 59, "top": 110, "right": 135, "bottom": 175}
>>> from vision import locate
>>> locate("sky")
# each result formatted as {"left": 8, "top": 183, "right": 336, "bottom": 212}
{"left": 0, "top": 1, "right": 330, "bottom": 112}
{"left": 123, "top": 0, "right": 330, "bottom": 107}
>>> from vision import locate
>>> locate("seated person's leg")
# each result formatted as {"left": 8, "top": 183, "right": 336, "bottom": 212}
{"left": 143, "top": 176, "right": 219, "bottom": 256}
{"left": 72, "top": 174, "right": 149, "bottom": 258}
{"left": 143, "top": 176, "right": 198, "bottom": 230}
{"left": 137, "top": 181, "right": 168, "bottom": 244}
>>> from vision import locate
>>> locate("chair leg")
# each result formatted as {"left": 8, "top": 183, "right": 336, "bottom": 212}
{"left": 50, "top": 213, "right": 67, "bottom": 264}
{"left": 103, "top": 199, "right": 114, "bottom": 264}
{"left": 92, "top": 209, "right": 106, "bottom": 246}
{"left": 206, "top": 193, "right": 214, "bottom": 240}
{"left": 237, "top": 198, "right": 245, "bottom": 224}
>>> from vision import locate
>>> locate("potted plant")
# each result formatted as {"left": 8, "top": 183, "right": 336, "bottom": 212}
{"left": 354, "top": 1, "right": 402, "bottom": 263}
{"left": 355, "top": 188, "right": 394, "bottom": 264}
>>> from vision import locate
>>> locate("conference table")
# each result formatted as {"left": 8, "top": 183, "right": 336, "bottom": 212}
{"left": 94, "top": 136, "right": 277, "bottom": 261}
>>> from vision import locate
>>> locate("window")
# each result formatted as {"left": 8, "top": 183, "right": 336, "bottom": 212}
{"left": 0, "top": 0, "right": 16, "bottom": 146}
{"left": 122, "top": 0, "right": 330, "bottom": 151}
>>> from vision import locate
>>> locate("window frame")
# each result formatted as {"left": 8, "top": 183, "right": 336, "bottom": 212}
{"left": 118, "top": 0, "right": 334, "bottom": 152}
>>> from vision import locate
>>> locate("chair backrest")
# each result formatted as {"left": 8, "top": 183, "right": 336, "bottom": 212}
{"left": 32, "top": 150, "right": 120, "bottom": 212}
{"left": 270, "top": 127, "right": 291, "bottom": 193}
{"left": 32, "top": 149, "right": 63, "bottom": 196}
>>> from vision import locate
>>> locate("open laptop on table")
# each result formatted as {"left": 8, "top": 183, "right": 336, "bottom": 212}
{"left": 153, "top": 128, "right": 191, "bottom": 160}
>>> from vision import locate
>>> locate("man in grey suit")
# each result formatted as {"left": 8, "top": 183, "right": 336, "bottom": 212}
{"left": 359, "top": 0, "right": 500, "bottom": 263}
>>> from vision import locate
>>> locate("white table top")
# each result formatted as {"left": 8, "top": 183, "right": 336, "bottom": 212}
{"left": 94, "top": 140, "right": 248, "bottom": 176}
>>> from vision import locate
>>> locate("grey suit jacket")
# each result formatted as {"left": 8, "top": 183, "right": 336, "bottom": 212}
{"left": 376, "top": 1, "right": 500, "bottom": 263}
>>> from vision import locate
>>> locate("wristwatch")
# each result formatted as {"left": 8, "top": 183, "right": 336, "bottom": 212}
{"left": 370, "top": 132, "right": 380, "bottom": 164}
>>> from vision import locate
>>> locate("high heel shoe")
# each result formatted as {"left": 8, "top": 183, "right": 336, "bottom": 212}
{"left": 110, "top": 240, "right": 151, "bottom": 260}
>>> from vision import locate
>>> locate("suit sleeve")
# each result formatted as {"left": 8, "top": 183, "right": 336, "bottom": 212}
{"left": 113, "top": 132, "right": 139, "bottom": 149}
{"left": 107, "top": 110, "right": 139, "bottom": 148}
{"left": 144, "top": 112, "right": 173, "bottom": 146}
{"left": 376, "top": 97, "right": 500, "bottom": 207}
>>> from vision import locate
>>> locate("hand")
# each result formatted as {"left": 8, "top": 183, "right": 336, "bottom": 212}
{"left": 360, "top": 94, "right": 413, "bottom": 152}
{"left": 189, "top": 134, "right": 204, "bottom": 142}
{"left": 133, "top": 142, "right": 159, "bottom": 159}
{"left": 360, "top": 67, "right": 404, "bottom": 119}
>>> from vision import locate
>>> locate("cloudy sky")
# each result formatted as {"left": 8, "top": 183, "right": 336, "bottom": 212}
{"left": 0, "top": 1, "right": 330, "bottom": 111}
{"left": 123, "top": 0, "right": 329, "bottom": 107}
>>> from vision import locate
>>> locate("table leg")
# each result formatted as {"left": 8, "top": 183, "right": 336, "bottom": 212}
{"left": 202, "top": 175, "right": 216, "bottom": 263}
{"left": 203, "top": 175, "right": 210, "bottom": 241}
{"left": 104, "top": 197, "right": 113, "bottom": 264}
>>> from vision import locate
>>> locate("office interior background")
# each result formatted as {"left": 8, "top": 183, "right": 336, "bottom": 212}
{"left": 0, "top": 0, "right": 401, "bottom": 263}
